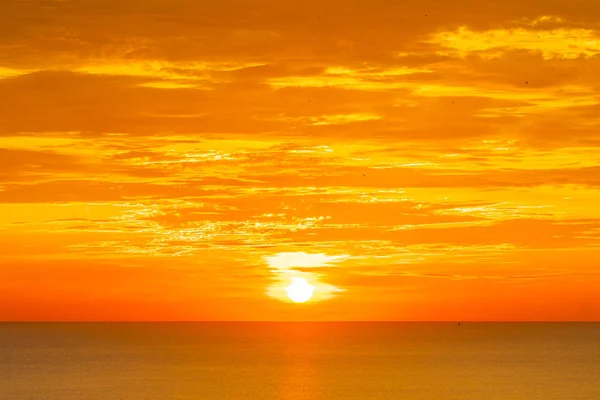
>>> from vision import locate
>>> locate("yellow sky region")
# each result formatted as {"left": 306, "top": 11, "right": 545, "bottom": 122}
{"left": 1, "top": 1, "right": 600, "bottom": 321}
{"left": 0, "top": 67, "right": 36, "bottom": 79}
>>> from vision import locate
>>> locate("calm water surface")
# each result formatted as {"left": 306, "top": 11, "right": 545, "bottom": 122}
{"left": 1, "top": 323, "right": 599, "bottom": 400}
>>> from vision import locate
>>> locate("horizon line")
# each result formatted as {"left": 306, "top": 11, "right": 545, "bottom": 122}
{"left": 2, "top": 320, "right": 599, "bottom": 323}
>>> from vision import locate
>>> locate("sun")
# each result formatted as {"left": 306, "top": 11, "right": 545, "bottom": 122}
{"left": 286, "top": 277, "right": 314, "bottom": 303}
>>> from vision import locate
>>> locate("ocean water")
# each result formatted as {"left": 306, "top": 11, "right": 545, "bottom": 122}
{"left": 1, "top": 323, "right": 599, "bottom": 400}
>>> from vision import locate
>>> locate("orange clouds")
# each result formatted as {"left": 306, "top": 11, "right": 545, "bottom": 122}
{"left": 1, "top": 0, "right": 600, "bottom": 320}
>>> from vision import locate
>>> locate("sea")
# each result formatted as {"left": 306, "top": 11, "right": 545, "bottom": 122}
{"left": 1, "top": 322, "right": 599, "bottom": 400}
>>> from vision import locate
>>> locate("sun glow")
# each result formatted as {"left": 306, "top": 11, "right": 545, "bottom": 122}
{"left": 286, "top": 278, "right": 314, "bottom": 303}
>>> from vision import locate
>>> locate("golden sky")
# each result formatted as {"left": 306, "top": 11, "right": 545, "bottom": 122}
{"left": 1, "top": 0, "right": 600, "bottom": 321}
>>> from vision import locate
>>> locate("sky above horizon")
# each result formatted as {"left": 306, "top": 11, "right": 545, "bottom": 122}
{"left": 1, "top": 0, "right": 600, "bottom": 321}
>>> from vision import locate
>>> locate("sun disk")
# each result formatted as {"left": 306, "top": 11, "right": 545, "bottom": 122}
{"left": 286, "top": 277, "right": 314, "bottom": 303}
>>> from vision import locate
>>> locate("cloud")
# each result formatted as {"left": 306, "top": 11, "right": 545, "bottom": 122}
{"left": 265, "top": 251, "right": 350, "bottom": 270}
{"left": 428, "top": 26, "right": 600, "bottom": 60}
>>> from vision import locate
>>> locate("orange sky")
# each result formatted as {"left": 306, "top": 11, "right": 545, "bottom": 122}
{"left": 1, "top": 0, "right": 599, "bottom": 321}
